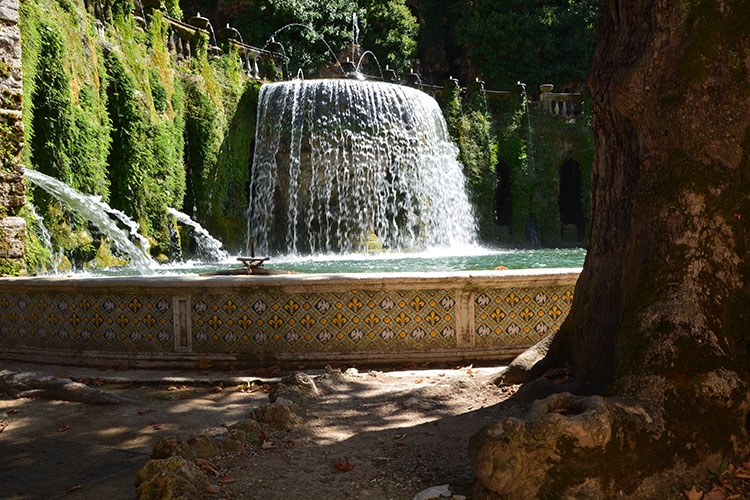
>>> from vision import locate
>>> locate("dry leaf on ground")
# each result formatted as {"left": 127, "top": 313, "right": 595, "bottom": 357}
{"left": 334, "top": 457, "right": 357, "bottom": 472}
{"left": 57, "top": 423, "right": 71, "bottom": 432}
{"left": 684, "top": 486, "right": 704, "bottom": 500}
{"left": 61, "top": 483, "right": 81, "bottom": 493}
{"left": 204, "top": 483, "right": 221, "bottom": 494}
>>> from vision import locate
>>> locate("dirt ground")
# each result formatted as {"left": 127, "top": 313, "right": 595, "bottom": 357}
{"left": 0, "top": 360, "right": 521, "bottom": 500}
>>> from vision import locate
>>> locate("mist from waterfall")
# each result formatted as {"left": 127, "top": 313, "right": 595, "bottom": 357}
{"left": 248, "top": 79, "right": 477, "bottom": 256}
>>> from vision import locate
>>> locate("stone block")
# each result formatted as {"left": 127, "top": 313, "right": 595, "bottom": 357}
{"left": 0, "top": 172, "right": 24, "bottom": 208}
{"left": 0, "top": 216, "right": 25, "bottom": 258}
{"left": 0, "top": 4, "right": 19, "bottom": 24}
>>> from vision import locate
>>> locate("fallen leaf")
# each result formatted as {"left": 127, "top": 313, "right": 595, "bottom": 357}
{"left": 0, "top": 422, "right": 8, "bottom": 433}
{"left": 152, "top": 424, "right": 164, "bottom": 430}
{"left": 89, "top": 377, "right": 103, "bottom": 387}
{"left": 726, "top": 494, "right": 741, "bottom": 500}
{"left": 261, "top": 440, "right": 277, "bottom": 450}
{"left": 61, "top": 483, "right": 82, "bottom": 493}
{"left": 204, "top": 483, "right": 221, "bottom": 494}
{"left": 211, "top": 385, "right": 223, "bottom": 393}
{"left": 415, "top": 378, "right": 423, "bottom": 384}
{"left": 6, "top": 409, "right": 18, "bottom": 414}
{"left": 684, "top": 485, "right": 704, "bottom": 500}
{"left": 57, "top": 423, "right": 71, "bottom": 432}
{"left": 220, "top": 476, "right": 237, "bottom": 484}
{"left": 118, "top": 383, "right": 132, "bottom": 389}
{"left": 334, "top": 456, "right": 357, "bottom": 472}
{"left": 704, "top": 486, "right": 727, "bottom": 500}
{"left": 76, "top": 378, "right": 89, "bottom": 384}
{"left": 137, "top": 409, "right": 154, "bottom": 415}
{"left": 195, "top": 459, "right": 221, "bottom": 477}
{"left": 199, "top": 356, "right": 213, "bottom": 370}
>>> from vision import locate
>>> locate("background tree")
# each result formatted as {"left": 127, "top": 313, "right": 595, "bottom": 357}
{"left": 469, "top": 0, "right": 750, "bottom": 498}
{"left": 454, "top": 0, "right": 598, "bottom": 91}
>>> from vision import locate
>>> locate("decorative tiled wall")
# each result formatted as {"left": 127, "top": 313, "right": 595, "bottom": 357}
{"left": 0, "top": 292, "right": 173, "bottom": 352}
{"left": 192, "top": 289, "right": 458, "bottom": 353}
{"left": 473, "top": 286, "right": 575, "bottom": 347}
{"left": 0, "top": 270, "right": 579, "bottom": 363}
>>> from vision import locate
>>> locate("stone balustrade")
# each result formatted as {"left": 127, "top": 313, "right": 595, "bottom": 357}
{"left": 539, "top": 85, "right": 583, "bottom": 118}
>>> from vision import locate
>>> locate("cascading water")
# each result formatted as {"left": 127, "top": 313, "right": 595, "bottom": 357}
{"left": 28, "top": 204, "right": 63, "bottom": 273}
{"left": 25, "top": 169, "right": 155, "bottom": 274}
{"left": 168, "top": 208, "right": 228, "bottom": 261}
{"left": 248, "top": 79, "right": 477, "bottom": 255}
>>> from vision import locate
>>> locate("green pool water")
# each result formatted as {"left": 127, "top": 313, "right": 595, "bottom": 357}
{"left": 96, "top": 247, "right": 585, "bottom": 276}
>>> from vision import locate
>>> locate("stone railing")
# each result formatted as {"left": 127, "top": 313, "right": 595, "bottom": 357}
{"left": 160, "top": 15, "right": 281, "bottom": 80}
{"left": 0, "top": 0, "right": 26, "bottom": 275}
{"left": 539, "top": 85, "right": 582, "bottom": 118}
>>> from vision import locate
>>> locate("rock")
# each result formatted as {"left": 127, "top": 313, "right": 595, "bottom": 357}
{"left": 250, "top": 397, "right": 303, "bottom": 430}
{"left": 217, "top": 434, "right": 245, "bottom": 453}
{"left": 269, "top": 372, "right": 318, "bottom": 405}
{"left": 151, "top": 436, "right": 194, "bottom": 460}
{"left": 229, "top": 418, "right": 266, "bottom": 441}
{"left": 399, "top": 397, "right": 433, "bottom": 411}
{"left": 413, "top": 484, "right": 452, "bottom": 500}
{"left": 187, "top": 435, "right": 219, "bottom": 459}
{"left": 314, "top": 365, "right": 350, "bottom": 392}
{"left": 493, "top": 333, "right": 554, "bottom": 385}
{"left": 135, "top": 456, "right": 206, "bottom": 500}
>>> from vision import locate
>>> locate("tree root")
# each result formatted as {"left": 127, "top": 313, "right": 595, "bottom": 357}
{"left": 469, "top": 392, "right": 668, "bottom": 499}
{"left": 0, "top": 370, "right": 137, "bottom": 405}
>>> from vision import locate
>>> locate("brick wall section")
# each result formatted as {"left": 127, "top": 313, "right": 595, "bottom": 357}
{"left": 0, "top": 0, "right": 25, "bottom": 275}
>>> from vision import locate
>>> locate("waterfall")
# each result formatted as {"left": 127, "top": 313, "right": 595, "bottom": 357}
{"left": 248, "top": 79, "right": 477, "bottom": 255}
{"left": 168, "top": 208, "right": 228, "bottom": 261}
{"left": 25, "top": 168, "right": 155, "bottom": 274}
{"left": 28, "top": 204, "right": 63, "bottom": 274}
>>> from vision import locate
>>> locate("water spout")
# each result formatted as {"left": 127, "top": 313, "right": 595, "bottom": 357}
{"left": 25, "top": 169, "right": 155, "bottom": 274}
{"left": 168, "top": 208, "right": 228, "bottom": 261}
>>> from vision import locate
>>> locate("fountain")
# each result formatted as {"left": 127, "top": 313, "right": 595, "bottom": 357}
{"left": 248, "top": 79, "right": 477, "bottom": 256}
{"left": 24, "top": 169, "right": 155, "bottom": 274}
{"left": 168, "top": 208, "right": 228, "bottom": 261}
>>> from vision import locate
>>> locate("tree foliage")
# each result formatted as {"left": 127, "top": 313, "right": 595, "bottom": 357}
{"left": 230, "top": 0, "right": 418, "bottom": 77}
{"left": 454, "top": 0, "right": 599, "bottom": 90}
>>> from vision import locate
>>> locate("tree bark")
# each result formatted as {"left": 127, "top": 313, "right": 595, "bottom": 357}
{"left": 470, "top": 0, "right": 750, "bottom": 497}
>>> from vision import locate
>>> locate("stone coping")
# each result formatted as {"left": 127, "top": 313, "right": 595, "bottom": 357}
{"left": 0, "top": 268, "right": 581, "bottom": 292}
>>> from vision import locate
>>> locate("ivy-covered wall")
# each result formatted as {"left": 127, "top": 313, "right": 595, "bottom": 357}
{"left": 0, "top": 0, "right": 27, "bottom": 276}
{"left": 19, "top": 0, "right": 259, "bottom": 272}
{"left": 441, "top": 84, "right": 593, "bottom": 248}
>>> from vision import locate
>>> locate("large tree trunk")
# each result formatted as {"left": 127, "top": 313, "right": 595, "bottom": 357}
{"left": 469, "top": 0, "right": 750, "bottom": 498}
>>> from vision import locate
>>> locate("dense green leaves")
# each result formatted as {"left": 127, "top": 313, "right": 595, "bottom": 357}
{"left": 230, "top": 0, "right": 417, "bottom": 78}
{"left": 29, "top": 21, "right": 73, "bottom": 181}
{"left": 455, "top": 0, "right": 599, "bottom": 91}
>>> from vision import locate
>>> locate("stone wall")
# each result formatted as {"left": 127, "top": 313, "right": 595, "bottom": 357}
{"left": 0, "top": 269, "right": 579, "bottom": 367}
{"left": 0, "top": 0, "right": 25, "bottom": 275}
